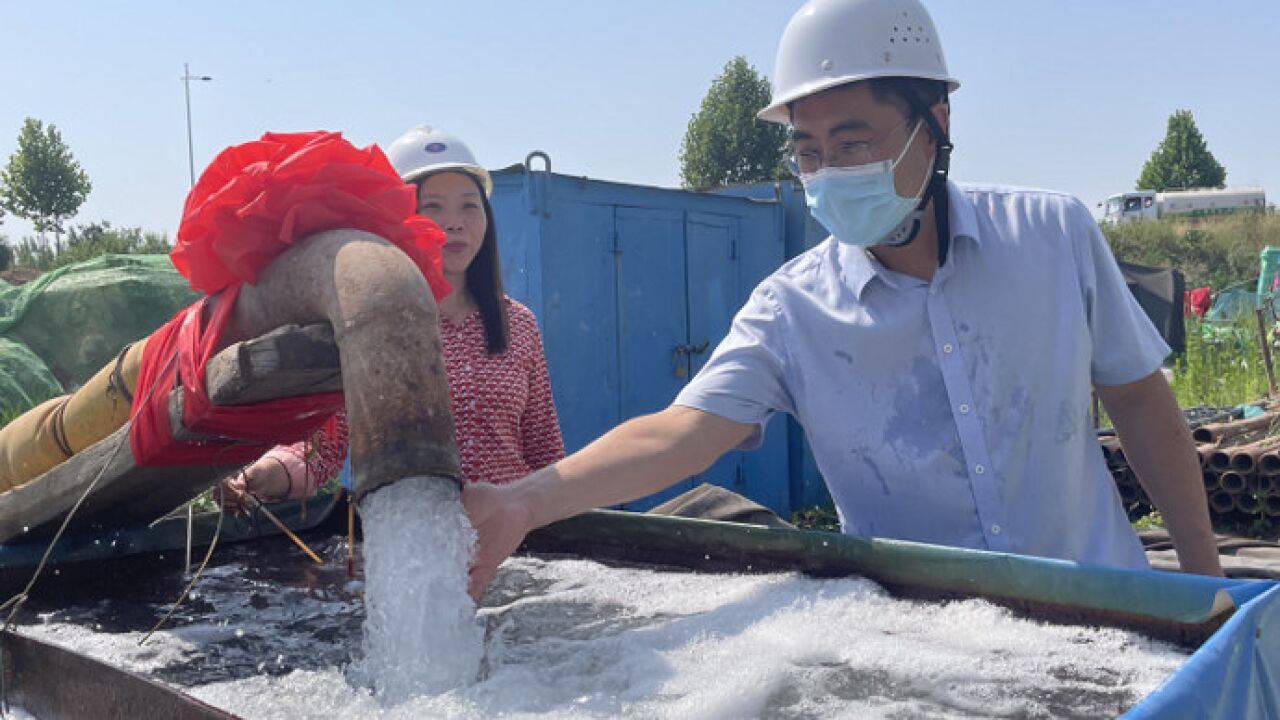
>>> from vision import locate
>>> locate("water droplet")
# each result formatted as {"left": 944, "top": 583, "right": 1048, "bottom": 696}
{"left": 235, "top": 629, "right": 245, "bottom": 638}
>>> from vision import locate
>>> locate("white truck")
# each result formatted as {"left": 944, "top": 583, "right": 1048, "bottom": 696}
{"left": 1102, "top": 186, "right": 1266, "bottom": 223}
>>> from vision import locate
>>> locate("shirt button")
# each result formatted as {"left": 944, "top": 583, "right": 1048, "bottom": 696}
{"left": 942, "top": 343, "right": 954, "bottom": 354}
{"left": 974, "top": 464, "right": 985, "bottom": 475}
{"left": 959, "top": 403, "right": 971, "bottom": 414}
{"left": 991, "top": 524, "right": 1002, "bottom": 535}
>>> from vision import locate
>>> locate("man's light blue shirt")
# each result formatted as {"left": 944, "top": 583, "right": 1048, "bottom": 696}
{"left": 675, "top": 181, "right": 1168, "bottom": 569}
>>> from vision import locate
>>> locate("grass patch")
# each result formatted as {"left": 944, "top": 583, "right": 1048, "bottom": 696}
{"left": 791, "top": 504, "right": 840, "bottom": 533}
{"left": 1168, "top": 316, "right": 1273, "bottom": 409}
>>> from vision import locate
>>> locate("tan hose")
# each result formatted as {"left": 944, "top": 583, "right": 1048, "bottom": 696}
{"left": 0, "top": 340, "right": 146, "bottom": 491}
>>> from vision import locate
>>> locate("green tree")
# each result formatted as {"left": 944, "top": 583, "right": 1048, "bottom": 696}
{"left": 679, "top": 56, "right": 787, "bottom": 190}
{"left": 0, "top": 118, "right": 92, "bottom": 248}
{"left": 1136, "top": 110, "right": 1226, "bottom": 191}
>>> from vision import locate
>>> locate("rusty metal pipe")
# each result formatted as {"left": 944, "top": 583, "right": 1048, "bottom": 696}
{"left": 1208, "top": 491, "right": 1236, "bottom": 515}
{"left": 1264, "top": 495, "right": 1280, "bottom": 518}
{"left": 1196, "top": 443, "right": 1217, "bottom": 469}
{"left": 1099, "top": 437, "right": 1126, "bottom": 470}
{"left": 1202, "top": 471, "right": 1221, "bottom": 492}
{"left": 1226, "top": 434, "right": 1280, "bottom": 474}
{"left": 1220, "top": 472, "right": 1250, "bottom": 495}
{"left": 219, "top": 229, "right": 460, "bottom": 502}
{"left": 1192, "top": 412, "right": 1280, "bottom": 445}
{"left": 1208, "top": 449, "right": 1234, "bottom": 472}
{"left": 1235, "top": 492, "right": 1262, "bottom": 515}
{"left": 1260, "top": 475, "right": 1279, "bottom": 497}
{"left": 1261, "top": 451, "right": 1280, "bottom": 477}
{"left": 1229, "top": 452, "right": 1256, "bottom": 474}
{"left": 1192, "top": 443, "right": 1213, "bottom": 466}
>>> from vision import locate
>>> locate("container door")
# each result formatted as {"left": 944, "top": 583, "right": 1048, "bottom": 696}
{"left": 541, "top": 202, "right": 621, "bottom": 455}
{"left": 684, "top": 212, "right": 746, "bottom": 494}
{"left": 614, "top": 207, "right": 696, "bottom": 508}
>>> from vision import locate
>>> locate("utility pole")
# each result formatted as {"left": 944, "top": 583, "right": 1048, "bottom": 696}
{"left": 182, "top": 63, "right": 213, "bottom": 188}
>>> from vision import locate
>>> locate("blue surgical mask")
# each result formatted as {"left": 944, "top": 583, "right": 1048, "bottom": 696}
{"left": 801, "top": 122, "right": 931, "bottom": 247}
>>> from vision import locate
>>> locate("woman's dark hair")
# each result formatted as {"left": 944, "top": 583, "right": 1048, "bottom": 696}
{"left": 468, "top": 187, "right": 509, "bottom": 354}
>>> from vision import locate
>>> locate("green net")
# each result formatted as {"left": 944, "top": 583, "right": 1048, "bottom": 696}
{"left": 0, "top": 255, "right": 199, "bottom": 409}
{"left": 0, "top": 337, "right": 63, "bottom": 417}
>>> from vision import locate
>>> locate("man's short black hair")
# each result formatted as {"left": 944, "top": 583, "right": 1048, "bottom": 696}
{"left": 866, "top": 77, "right": 948, "bottom": 122}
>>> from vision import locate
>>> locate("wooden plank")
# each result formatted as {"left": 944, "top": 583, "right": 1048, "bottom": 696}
{"left": 205, "top": 322, "right": 342, "bottom": 406}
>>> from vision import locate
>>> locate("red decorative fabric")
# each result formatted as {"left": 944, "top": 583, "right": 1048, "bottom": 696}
{"left": 131, "top": 129, "right": 450, "bottom": 466}
{"left": 1185, "top": 287, "right": 1211, "bottom": 319}
{"left": 278, "top": 298, "right": 565, "bottom": 494}
{"left": 129, "top": 285, "right": 345, "bottom": 466}
{"left": 170, "top": 130, "right": 450, "bottom": 300}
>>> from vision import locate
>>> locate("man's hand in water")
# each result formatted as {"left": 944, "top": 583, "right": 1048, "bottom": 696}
{"left": 462, "top": 481, "right": 537, "bottom": 601}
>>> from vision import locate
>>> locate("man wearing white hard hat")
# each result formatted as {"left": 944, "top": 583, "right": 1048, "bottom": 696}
{"left": 462, "top": 0, "right": 1221, "bottom": 597}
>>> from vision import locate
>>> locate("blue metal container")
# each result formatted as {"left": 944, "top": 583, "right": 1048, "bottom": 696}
{"left": 490, "top": 160, "right": 793, "bottom": 512}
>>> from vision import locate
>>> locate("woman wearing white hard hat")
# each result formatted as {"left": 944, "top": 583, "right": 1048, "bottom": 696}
{"left": 223, "top": 126, "right": 565, "bottom": 507}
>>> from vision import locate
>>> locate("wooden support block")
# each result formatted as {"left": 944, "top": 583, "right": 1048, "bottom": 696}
{"left": 205, "top": 322, "right": 342, "bottom": 406}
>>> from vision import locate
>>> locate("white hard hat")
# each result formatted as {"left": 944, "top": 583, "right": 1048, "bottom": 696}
{"left": 758, "top": 0, "right": 960, "bottom": 125}
{"left": 384, "top": 125, "right": 493, "bottom": 196}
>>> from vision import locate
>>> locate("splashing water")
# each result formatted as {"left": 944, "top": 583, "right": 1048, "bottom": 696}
{"left": 16, "top": 553, "right": 1188, "bottom": 718}
{"left": 348, "top": 476, "right": 483, "bottom": 702}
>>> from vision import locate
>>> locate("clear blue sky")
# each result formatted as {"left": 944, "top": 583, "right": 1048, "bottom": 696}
{"left": 2, "top": 1, "right": 1277, "bottom": 241}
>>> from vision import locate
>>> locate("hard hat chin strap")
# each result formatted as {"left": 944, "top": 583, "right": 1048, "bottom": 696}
{"left": 889, "top": 87, "right": 954, "bottom": 267}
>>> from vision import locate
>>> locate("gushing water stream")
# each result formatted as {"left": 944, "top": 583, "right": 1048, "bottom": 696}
{"left": 349, "top": 477, "right": 483, "bottom": 702}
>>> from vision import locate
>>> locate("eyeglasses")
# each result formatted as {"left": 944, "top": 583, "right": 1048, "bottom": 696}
{"left": 787, "top": 119, "right": 917, "bottom": 176}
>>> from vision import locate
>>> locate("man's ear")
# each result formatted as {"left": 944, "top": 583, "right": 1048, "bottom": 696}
{"left": 926, "top": 102, "right": 951, "bottom": 149}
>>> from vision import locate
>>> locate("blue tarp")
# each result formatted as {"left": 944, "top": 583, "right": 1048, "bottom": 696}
{"left": 1128, "top": 580, "right": 1280, "bottom": 718}
{"left": 1208, "top": 287, "right": 1262, "bottom": 322}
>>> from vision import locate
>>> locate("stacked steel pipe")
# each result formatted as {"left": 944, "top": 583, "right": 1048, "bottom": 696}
{"left": 1105, "top": 406, "right": 1280, "bottom": 532}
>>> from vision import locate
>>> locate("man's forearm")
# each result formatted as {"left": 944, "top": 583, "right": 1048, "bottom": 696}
{"left": 1099, "top": 372, "right": 1222, "bottom": 576}
{"left": 515, "top": 405, "right": 753, "bottom": 529}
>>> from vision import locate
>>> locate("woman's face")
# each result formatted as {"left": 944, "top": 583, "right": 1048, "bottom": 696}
{"left": 416, "top": 171, "right": 488, "bottom": 279}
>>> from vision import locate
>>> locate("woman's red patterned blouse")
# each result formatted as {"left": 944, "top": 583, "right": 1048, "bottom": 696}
{"left": 263, "top": 297, "right": 565, "bottom": 494}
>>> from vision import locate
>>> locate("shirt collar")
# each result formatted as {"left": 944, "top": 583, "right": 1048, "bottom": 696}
{"left": 836, "top": 180, "right": 982, "bottom": 300}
